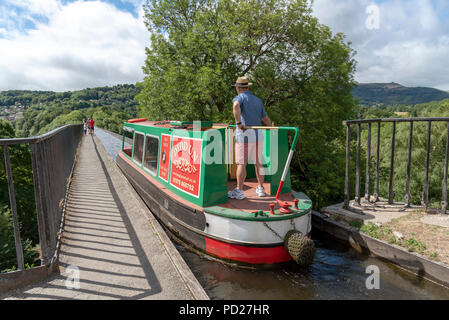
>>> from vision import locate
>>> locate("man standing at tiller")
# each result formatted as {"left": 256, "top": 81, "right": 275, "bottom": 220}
{"left": 228, "top": 76, "right": 273, "bottom": 200}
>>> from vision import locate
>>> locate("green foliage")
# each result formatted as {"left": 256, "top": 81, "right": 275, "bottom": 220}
{"left": 0, "top": 209, "right": 40, "bottom": 272}
{"left": 138, "top": 0, "right": 357, "bottom": 209}
{"left": 0, "top": 119, "right": 16, "bottom": 138}
{"left": 359, "top": 222, "right": 396, "bottom": 244}
{"left": 360, "top": 222, "right": 383, "bottom": 238}
{"left": 357, "top": 221, "right": 428, "bottom": 253}
{"left": 404, "top": 237, "right": 427, "bottom": 253}
{"left": 357, "top": 105, "right": 397, "bottom": 119}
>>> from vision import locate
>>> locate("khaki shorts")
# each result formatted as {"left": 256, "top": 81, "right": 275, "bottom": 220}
{"left": 235, "top": 141, "right": 263, "bottom": 165}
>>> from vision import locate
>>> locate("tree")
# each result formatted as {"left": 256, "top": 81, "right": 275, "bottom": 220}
{"left": 137, "top": 0, "right": 357, "bottom": 208}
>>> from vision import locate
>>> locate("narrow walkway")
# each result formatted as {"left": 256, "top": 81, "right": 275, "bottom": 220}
{"left": 5, "top": 135, "right": 207, "bottom": 300}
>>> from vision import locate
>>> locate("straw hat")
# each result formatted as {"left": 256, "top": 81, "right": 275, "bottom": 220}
{"left": 233, "top": 76, "right": 253, "bottom": 87}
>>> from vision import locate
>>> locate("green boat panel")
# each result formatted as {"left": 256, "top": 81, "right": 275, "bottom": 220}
{"left": 122, "top": 120, "right": 306, "bottom": 210}
{"left": 204, "top": 192, "right": 312, "bottom": 221}
{"left": 204, "top": 206, "right": 310, "bottom": 221}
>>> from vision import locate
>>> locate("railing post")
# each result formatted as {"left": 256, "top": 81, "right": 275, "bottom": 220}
{"left": 343, "top": 117, "right": 449, "bottom": 214}
{"left": 365, "top": 122, "right": 371, "bottom": 202}
{"left": 344, "top": 123, "right": 350, "bottom": 209}
{"left": 388, "top": 121, "right": 396, "bottom": 204}
{"left": 373, "top": 122, "right": 380, "bottom": 202}
{"left": 43, "top": 139, "right": 57, "bottom": 260}
{"left": 355, "top": 123, "right": 361, "bottom": 206}
{"left": 442, "top": 122, "right": 449, "bottom": 214}
{"left": 405, "top": 121, "right": 413, "bottom": 207}
{"left": 30, "top": 143, "right": 50, "bottom": 265}
{"left": 423, "top": 121, "right": 432, "bottom": 208}
{"left": 3, "top": 145, "right": 25, "bottom": 271}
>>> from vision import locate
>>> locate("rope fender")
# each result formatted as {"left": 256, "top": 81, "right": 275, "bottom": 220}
{"left": 284, "top": 230, "right": 316, "bottom": 266}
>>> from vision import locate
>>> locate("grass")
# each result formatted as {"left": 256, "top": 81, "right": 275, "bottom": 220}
{"left": 334, "top": 210, "right": 449, "bottom": 265}
{"left": 348, "top": 220, "right": 363, "bottom": 229}
{"left": 403, "top": 237, "right": 427, "bottom": 253}
{"left": 360, "top": 222, "right": 384, "bottom": 239}
{"left": 332, "top": 213, "right": 341, "bottom": 221}
{"left": 349, "top": 220, "right": 428, "bottom": 254}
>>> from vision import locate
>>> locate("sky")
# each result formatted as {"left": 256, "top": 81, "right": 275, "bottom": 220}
{"left": 0, "top": 0, "right": 448, "bottom": 92}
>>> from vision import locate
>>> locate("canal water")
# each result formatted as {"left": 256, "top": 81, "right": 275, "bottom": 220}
{"left": 96, "top": 128, "right": 449, "bottom": 300}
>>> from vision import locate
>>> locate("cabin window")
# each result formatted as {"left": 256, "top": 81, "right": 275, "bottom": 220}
{"left": 144, "top": 135, "right": 159, "bottom": 174}
{"left": 123, "top": 127, "right": 134, "bottom": 142}
{"left": 122, "top": 127, "right": 134, "bottom": 157}
{"left": 133, "top": 132, "right": 144, "bottom": 164}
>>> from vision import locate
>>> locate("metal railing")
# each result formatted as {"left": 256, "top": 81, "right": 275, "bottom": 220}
{"left": 0, "top": 125, "right": 83, "bottom": 273}
{"left": 343, "top": 117, "right": 449, "bottom": 214}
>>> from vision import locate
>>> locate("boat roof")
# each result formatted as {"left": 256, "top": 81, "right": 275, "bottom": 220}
{"left": 125, "top": 119, "right": 229, "bottom": 130}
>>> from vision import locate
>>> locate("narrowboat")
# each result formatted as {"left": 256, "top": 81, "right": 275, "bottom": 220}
{"left": 116, "top": 119, "right": 315, "bottom": 267}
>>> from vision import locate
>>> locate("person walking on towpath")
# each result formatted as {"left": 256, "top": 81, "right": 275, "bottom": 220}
{"left": 228, "top": 76, "right": 273, "bottom": 200}
{"left": 88, "top": 118, "right": 95, "bottom": 135}
{"left": 83, "top": 119, "right": 87, "bottom": 135}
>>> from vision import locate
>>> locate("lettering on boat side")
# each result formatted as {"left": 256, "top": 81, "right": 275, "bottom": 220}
{"left": 178, "top": 304, "right": 270, "bottom": 317}
{"left": 170, "top": 136, "right": 202, "bottom": 198}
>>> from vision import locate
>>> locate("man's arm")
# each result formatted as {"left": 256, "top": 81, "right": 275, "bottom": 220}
{"left": 262, "top": 116, "right": 272, "bottom": 127}
{"left": 233, "top": 101, "right": 244, "bottom": 130}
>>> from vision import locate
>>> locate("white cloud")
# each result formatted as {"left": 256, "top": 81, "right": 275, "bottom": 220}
{"left": 2, "top": 0, "right": 447, "bottom": 91}
{"left": 5, "top": 0, "right": 61, "bottom": 16}
{"left": 312, "top": 0, "right": 449, "bottom": 90}
{"left": 0, "top": 0, "right": 149, "bottom": 91}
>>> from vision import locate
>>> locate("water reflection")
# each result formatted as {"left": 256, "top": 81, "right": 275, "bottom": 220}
{"left": 177, "top": 231, "right": 449, "bottom": 300}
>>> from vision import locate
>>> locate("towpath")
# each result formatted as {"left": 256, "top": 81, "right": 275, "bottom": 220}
{"left": 4, "top": 135, "right": 208, "bottom": 300}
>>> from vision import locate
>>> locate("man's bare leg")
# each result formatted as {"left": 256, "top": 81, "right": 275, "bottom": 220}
{"left": 236, "top": 164, "right": 246, "bottom": 191}
{"left": 254, "top": 142, "right": 264, "bottom": 188}
{"left": 254, "top": 162, "right": 264, "bottom": 188}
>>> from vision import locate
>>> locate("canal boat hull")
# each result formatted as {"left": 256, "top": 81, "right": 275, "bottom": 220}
{"left": 117, "top": 150, "right": 313, "bottom": 266}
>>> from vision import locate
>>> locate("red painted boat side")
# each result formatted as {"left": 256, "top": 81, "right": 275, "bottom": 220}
{"left": 205, "top": 237, "right": 292, "bottom": 264}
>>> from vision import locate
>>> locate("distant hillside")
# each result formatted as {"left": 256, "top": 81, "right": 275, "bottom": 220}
{"left": 0, "top": 84, "right": 140, "bottom": 137}
{"left": 0, "top": 84, "right": 139, "bottom": 108}
{"left": 352, "top": 82, "right": 449, "bottom": 106}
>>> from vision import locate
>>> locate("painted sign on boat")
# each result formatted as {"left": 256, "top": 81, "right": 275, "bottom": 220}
{"left": 170, "top": 136, "right": 202, "bottom": 198}
{"left": 159, "top": 134, "right": 171, "bottom": 182}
